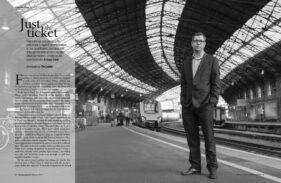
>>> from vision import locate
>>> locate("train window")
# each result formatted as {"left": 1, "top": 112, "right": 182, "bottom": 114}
{"left": 143, "top": 101, "right": 159, "bottom": 114}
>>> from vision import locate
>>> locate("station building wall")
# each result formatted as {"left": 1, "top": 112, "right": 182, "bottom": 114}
{"left": 226, "top": 74, "right": 281, "bottom": 122}
{"left": 75, "top": 92, "right": 137, "bottom": 124}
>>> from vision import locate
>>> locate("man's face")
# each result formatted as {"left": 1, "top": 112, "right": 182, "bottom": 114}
{"left": 191, "top": 35, "right": 206, "bottom": 52}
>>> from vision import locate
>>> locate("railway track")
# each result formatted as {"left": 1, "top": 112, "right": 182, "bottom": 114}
{"left": 160, "top": 126, "right": 281, "bottom": 158}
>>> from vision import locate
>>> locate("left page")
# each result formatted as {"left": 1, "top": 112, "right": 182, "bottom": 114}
{"left": 0, "top": 1, "right": 75, "bottom": 183}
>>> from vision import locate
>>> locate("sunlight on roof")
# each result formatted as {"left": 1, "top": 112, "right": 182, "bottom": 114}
{"left": 8, "top": 0, "right": 157, "bottom": 94}
{"left": 146, "top": 0, "right": 185, "bottom": 81}
{"left": 156, "top": 85, "right": 180, "bottom": 101}
{"left": 156, "top": 85, "right": 227, "bottom": 106}
{"left": 215, "top": 0, "right": 281, "bottom": 79}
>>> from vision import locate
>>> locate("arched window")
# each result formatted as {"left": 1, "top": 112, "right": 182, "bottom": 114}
{"left": 268, "top": 83, "right": 272, "bottom": 96}
{"left": 250, "top": 89, "right": 254, "bottom": 99}
{"left": 257, "top": 86, "right": 261, "bottom": 98}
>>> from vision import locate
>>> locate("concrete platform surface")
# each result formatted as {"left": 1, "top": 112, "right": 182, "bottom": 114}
{"left": 76, "top": 125, "right": 281, "bottom": 183}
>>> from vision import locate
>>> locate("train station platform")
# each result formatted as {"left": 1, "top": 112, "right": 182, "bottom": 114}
{"left": 225, "top": 121, "right": 281, "bottom": 126}
{"left": 224, "top": 121, "right": 281, "bottom": 134}
{"left": 76, "top": 124, "right": 281, "bottom": 183}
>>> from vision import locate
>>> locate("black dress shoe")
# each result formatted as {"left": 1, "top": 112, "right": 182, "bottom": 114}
{"left": 181, "top": 168, "right": 201, "bottom": 176}
{"left": 208, "top": 169, "right": 217, "bottom": 179}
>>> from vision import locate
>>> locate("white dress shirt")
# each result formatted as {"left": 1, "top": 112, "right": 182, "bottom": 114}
{"left": 192, "top": 52, "right": 205, "bottom": 77}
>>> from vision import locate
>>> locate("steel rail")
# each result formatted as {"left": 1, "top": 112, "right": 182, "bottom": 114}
{"left": 161, "top": 126, "right": 281, "bottom": 158}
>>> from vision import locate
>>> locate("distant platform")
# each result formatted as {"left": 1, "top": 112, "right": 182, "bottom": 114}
{"left": 225, "top": 121, "right": 281, "bottom": 126}
{"left": 225, "top": 121, "right": 281, "bottom": 134}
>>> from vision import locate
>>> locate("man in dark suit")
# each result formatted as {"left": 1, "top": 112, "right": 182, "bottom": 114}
{"left": 180, "top": 32, "right": 220, "bottom": 179}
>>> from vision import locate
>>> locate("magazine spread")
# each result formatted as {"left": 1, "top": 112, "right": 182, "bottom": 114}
{"left": 1, "top": 0, "right": 281, "bottom": 183}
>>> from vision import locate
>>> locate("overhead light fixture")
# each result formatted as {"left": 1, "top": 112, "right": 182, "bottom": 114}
{"left": 261, "top": 70, "right": 264, "bottom": 75}
{"left": 121, "top": 94, "right": 124, "bottom": 97}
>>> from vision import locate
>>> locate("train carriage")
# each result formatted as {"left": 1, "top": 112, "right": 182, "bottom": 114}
{"left": 213, "top": 106, "right": 226, "bottom": 127}
{"left": 135, "top": 100, "right": 162, "bottom": 130}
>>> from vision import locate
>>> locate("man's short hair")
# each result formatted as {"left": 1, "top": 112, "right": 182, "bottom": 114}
{"left": 192, "top": 32, "right": 206, "bottom": 41}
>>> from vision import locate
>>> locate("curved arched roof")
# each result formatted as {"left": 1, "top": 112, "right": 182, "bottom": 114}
{"left": 7, "top": 0, "right": 281, "bottom": 102}
{"left": 175, "top": 0, "right": 271, "bottom": 73}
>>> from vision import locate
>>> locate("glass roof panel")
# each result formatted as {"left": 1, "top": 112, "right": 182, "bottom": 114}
{"left": 264, "top": 26, "right": 281, "bottom": 39}
{"left": 147, "top": 28, "right": 160, "bottom": 35}
{"left": 156, "top": 85, "right": 180, "bottom": 101}
{"left": 216, "top": 0, "right": 281, "bottom": 79}
{"left": 148, "top": 36, "right": 161, "bottom": 42}
{"left": 61, "top": 37, "right": 76, "bottom": 46}
{"left": 146, "top": 0, "right": 185, "bottom": 81}
{"left": 69, "top": 48, "right": 84, "bottom": 58}
{"left": 149, "top": 42, "right": 162, "bottom": 47}
{"left": 72, "top": 30, "right": 92, "bottom": 42}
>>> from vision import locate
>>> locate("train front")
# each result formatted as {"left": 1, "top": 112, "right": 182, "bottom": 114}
{"left": 139, "top": 100, "right": 162, "bottom": 130}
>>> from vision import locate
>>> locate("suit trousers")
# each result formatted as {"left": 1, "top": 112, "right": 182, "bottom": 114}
{"left": 182, "top": 104, "right": 218, "bottom": 171}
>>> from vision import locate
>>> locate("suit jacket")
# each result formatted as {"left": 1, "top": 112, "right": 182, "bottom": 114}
{"left": 180, "top": 53, "right": 221, "bottom": 108}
